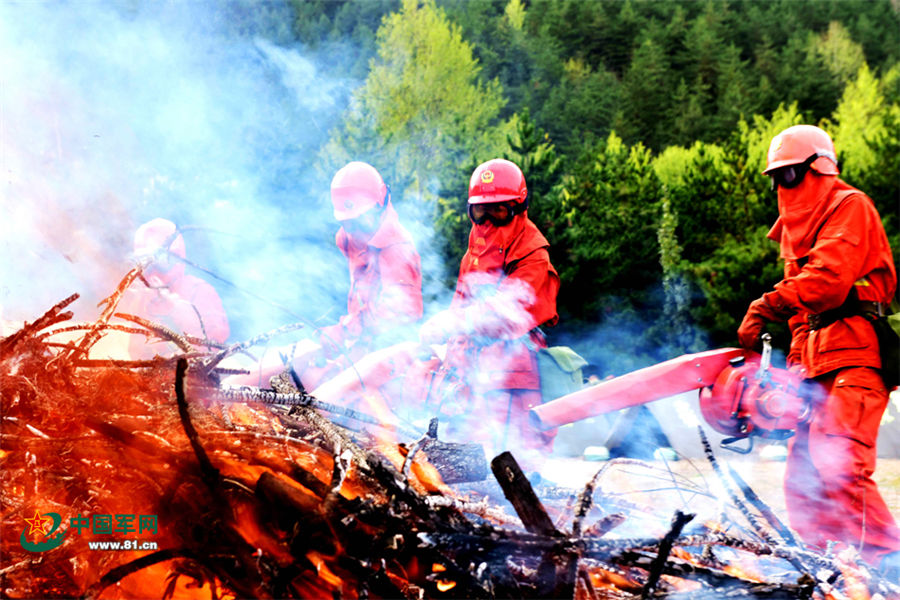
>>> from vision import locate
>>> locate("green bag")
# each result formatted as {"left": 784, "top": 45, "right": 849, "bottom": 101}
{"left": 871, "top": 298, "right": 900, "bottom": 389}
{"left": 537, "top": 346, "right": 589, "bottom": 403}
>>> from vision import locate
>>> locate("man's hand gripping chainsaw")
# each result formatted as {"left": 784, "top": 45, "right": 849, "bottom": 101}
{"left": 530, "top": 334, "right": 812, "bottom": 453}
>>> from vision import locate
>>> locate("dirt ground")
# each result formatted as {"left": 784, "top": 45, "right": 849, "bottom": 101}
{"left": 539, "top": 456, "right": 900, "bottom": 525}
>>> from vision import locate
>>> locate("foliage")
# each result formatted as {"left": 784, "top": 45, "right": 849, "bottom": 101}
{"left": 504, "top": 108, "right": 563, "bottom": 232}
{"left": 293, "top": 0, "right": 900, "bottom": 364}
{"left": 828, "top": 65, "right": 900, "bottom": 263}
{"left": 688, "top": 226, "right": 786, "bottom": 348}
{"left": 550, "top": 133, "right": 663, "bottom": 323}
{"left": 319, "top": 0, "right": 509, "bottom": 212}
{"left": 656, "top": 196, "right": 694, "bottom": 353}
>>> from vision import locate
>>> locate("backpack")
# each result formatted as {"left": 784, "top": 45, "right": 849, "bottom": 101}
{"left": 867, "top": 298, "right": 900, "bottom": 390}
{"left": 537, "top": 346, "right": 589, "bottom": 402}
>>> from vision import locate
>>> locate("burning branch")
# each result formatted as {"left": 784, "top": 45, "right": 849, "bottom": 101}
{"left": 0, "top": 292, "right": 78, "bottom": 360}
{"left": 641, "top": 510, "right": 695, "bottom": 598}
{"left": 3, "top": 289, "right": 899, "bottom": 599}
{"left": 115, "top": 312, "right": 194, "bottom": 353}
{"left": 69, "top": 265, "right": 143, "bottom": 359}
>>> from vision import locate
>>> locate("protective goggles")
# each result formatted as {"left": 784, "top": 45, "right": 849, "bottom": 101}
{"left": 468, "top": 201, "right": 520, "bottom": 227}
{"left": 769, "top": 154, "right": 819, "bottom": 191}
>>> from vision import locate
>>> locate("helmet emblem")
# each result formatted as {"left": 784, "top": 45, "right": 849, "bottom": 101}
{"left": 480, "top": 169, "right": 494, "bottom": 184}
{"left": 774, "top": 136, "right": 783, "bottom": 151}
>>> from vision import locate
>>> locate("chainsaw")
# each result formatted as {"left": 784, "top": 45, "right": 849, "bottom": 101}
{"left": 530, "top": 335, "right": 813, "bottom": 453}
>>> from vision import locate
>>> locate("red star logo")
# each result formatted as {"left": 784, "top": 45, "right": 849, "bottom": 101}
{"left": 24, "top": 510, "right": 52, "bottom": 538}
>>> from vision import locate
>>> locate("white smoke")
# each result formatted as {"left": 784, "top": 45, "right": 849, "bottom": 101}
{"left": 0, "top": 1, "right": 381, "bottom": 339}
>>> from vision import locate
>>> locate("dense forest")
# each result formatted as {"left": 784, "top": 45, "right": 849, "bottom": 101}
{"left": 224, "top": 0, "right": 900, "bottom": 370}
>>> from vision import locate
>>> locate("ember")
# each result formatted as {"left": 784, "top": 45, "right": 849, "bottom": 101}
{"left": 2, "top": 282, "right": 900, "bottom": 599}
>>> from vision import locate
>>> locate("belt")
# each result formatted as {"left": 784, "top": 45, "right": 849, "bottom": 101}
{"left": 808, "top": 301, "right": 882, "bottom": 330}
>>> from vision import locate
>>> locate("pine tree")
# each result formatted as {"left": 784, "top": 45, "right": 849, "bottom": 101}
{"left": 320, "top": 0, "right": 509, "bottom": 208}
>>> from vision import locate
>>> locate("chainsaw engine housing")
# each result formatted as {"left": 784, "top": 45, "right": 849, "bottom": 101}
{"left": 699, "top": 355, "right": 810, "bottom": 440}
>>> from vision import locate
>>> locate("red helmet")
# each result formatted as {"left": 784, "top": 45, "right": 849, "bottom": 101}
{"left": 330, "top": 161, "right": 388, "bottom": 220}
{"left": 134, "top": 218, "right": 186, "bottom": 259}
{"left": 763, "top": 125, "right": 839, "bottom": 176}
{"left": 468, "top": 158, "right": 527, "bottom": 205}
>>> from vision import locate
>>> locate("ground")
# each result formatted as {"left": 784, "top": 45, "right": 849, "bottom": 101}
{"left": 540, "top": 456, "right": 900, "bottom": 526}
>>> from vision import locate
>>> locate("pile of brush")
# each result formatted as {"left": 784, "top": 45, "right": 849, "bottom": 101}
{"left": 2, "top": 278, "right": 898, "bottom": 599}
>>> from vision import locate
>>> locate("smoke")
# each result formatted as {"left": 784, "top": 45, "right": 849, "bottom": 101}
{"left": 0, "top": 0, "right": 724, "bottom": 465}
{"left": 0, "top": 0, "right": 371, "bottom": 339}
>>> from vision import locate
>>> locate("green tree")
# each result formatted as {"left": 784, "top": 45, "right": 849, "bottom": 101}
{"left": 553, "top": 133, "right": 663, "bottom": 321}
{"left": 656, "top": 194, "right": 695, "bottom": 352}
{"left": 504, "top": 108, "right": 563, "bottom": 232}
{"left": 827, "top": 63, "right": 888, "bottom": 180}
{"left": 815, "top": 21, "right": 867, "bottom": 87}
{"left": 688, "top": 227, "right": 785, "bottom": 347}
{"left": 668, "top": 78, "right": 706, "bottom": 145}
{"left": 859, "top": 104, "right": 900, "bottom": 263}
{"left": 620, "top": 38, "right": 672, "bottom": 149}
{"left": 827, "top": 64, "right": 900, "bottom": 257}
{"left": 536, "top": 58, "right": 622, "bottom": 157}
{"left": 439, "top": 0, "right": 539, "bottom": 120}
{"left": 321, "top": 0, "right": 509, "bottom": 209}
{"left": 775, "top": 31, "right": 843, "bottom": 122}
{"left": 649, "top": 104, "right": 804, "bottom": 346}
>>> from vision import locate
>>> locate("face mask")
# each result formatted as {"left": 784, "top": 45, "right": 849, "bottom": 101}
{"left": 774, "top": 172, "right": 838, "bottom": 260}
{"left": 340, "top": 204, "right": 384, "bottom": 238}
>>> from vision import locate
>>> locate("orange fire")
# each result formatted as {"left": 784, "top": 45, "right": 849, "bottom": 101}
{"left": 5, "top": 288, "right": 898, "bottom": 599}
{"left": 0, "top": 293, "right": 449, "bottom": 599}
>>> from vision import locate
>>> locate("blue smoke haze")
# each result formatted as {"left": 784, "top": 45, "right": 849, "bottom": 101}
{"left": 0, "top": 0, "right": 433, "bottom": 340}
{"left": 0, "top": 0, "right": 733, "bottom": 464}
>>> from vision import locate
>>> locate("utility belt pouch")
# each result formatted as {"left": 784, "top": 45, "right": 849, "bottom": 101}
{"left": 807, "top": 288, "right": 899, "bottom": 388}
{"left": 537, "top": 346, "right": 588, "bottom": 403}
{"left": 807, "top": 298, "right": 879, "bottom": 330}
{"left": 865, "top": 298, "right": 900, "bottom": 389}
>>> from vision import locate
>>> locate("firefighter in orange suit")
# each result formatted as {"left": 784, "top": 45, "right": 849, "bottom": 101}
{"left": 118, "top": 218, "right": 230, "bottom": 358}
{"left": 420, "top": 158, "right": 560, "bottom": 460}
{"left": 737, "top": 125, "right": 900, "bottom": 575}
{"left": 224, "top": 162, "right": 422, "bottom": 390}
{"left": 317, "top": 161, "right": 423, "bottom": 364}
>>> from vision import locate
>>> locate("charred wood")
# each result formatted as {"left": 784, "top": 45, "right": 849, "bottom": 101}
{"left": 491, "top": 451, "right": 561, "bottom": 538}
{"left": 726, "top": 463, "right": 798, "bottom": 547}
{"left": 641, "top": 510, "right": 695, "bottom": 598}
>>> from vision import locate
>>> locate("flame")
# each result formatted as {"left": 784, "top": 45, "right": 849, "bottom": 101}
{"left": 584, "top": 566, "right": 643, "bottom": 591}
{"left": 306, "top": 551, "right": 343, "bottom": 589}
{"left": 722, "top": 561, "right": 765, "bottom": 583}
{"left": 661, "top": 574, "right": 702, "bottom": 591}
{"left": 703, "top": 519, "right": 729, "bottom": 533}
{"left": 4, "top": 284, "right": 888, "bottom": 599}
{"left": 226, "top": 402, "right": 267, "bottom": 427}
{"left": 0, "top": 312, "right": 355, "bottom": 598}
{"left": 838, "top": 562, "right": 872, "bottom": 600}
{"left": 670, "top": 547, "right": 694, "bottom": 561}
{"left": 435, "top": 579, "right": 456, "bottom": 592}
{"left": 356, "top": 384, "right": 451, "bottom": 496}
{"left": 110, "top": 562, "right": 221, "bottom": 600}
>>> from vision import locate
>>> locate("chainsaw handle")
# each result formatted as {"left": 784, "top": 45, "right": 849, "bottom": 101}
{"left": 720, "top": 435, "right": 754, "bottom": 454}
{"left": 757, "top": 333, "right": 773, "bottom": 376}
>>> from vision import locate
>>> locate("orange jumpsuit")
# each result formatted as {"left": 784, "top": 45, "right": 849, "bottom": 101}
{"left": 318, "top": 203, "right": 423, "bottom": 362}
{"left": 763, "top": 177, "right": 899, "bottom": 565}
{"left": 445, "top": 212, "right": 560, "bottom": 455}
